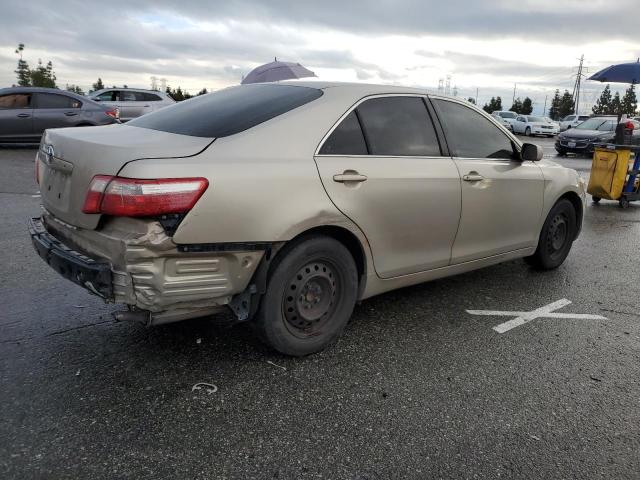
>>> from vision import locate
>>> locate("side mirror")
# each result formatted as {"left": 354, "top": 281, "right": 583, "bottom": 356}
{"left": 521, "top": 143, "right": 543, "bottom": 162}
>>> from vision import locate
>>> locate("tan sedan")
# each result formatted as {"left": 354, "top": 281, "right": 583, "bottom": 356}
{"left": 30, "top": 82, "right": 586, "bottom": 355}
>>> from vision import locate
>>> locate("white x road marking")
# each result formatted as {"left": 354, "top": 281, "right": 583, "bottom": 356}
{"left": 466, "top": 298, "right": 608, "bottom": 333}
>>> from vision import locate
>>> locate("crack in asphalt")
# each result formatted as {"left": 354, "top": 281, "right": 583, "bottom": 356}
{"left": 0, "top": 319, "right": 115, "bottom": 344}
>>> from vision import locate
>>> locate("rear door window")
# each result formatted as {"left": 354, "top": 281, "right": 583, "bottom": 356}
{"left": 137, "top": 92, "right": 162, "bottom": 101}
{"left": 129, "top": 84, "right": 323, "bottom": 138}
{"left": 433, "top": 98, "right": 515, "bottom": 160}
{"left": 319, "top": 111, "right": 367, "bottom": 155}
{"left": 121, "top": 91, "right": 137, "bottom": 102}
{"left": 95, "top": 90, "right": 119, "bottom": 102}
{"left": 355, "top": 96, "right": 441, "bottom": 156}
{"left": 35, "top": 93, "right": 81, "bottom": 109}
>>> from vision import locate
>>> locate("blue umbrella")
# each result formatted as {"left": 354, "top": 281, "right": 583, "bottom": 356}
{"left": 241, "top": 58, "right": 316, "bottom": 85}
{"left": 588, "top": 59, "right": 640, "bottom": 84}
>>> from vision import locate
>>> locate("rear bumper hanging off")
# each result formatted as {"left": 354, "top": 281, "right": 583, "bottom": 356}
{"left": 29, "top": 217, "right": 113, "bottom": 299}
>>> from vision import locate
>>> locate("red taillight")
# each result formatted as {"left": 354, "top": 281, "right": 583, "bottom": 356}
{"left": 105, "top": 108, "right": 119, "bottom": 120}
{"left": 82, "top": 176, "right": 209, "bottom": 216}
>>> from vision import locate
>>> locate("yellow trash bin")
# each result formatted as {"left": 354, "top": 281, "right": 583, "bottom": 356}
{"left": 587, "top": 146, "right": 631, "bottom": 200}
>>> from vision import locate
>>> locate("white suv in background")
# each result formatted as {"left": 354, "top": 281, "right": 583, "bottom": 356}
{"left": 89, "top": 88, "right": 175, "bottom": 122}
{"left": 491, "top": 110, "right": 517, "bottom": 131}
{"left": 559, "top": 114, "right": 590, "bottom": 132}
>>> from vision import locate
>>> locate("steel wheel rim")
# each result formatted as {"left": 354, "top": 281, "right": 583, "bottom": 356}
{"left": 282, "top": 260, "right": 339, "bottom": 337}
{"left": 547, "top": 213, "right": 569, "bottom": 257}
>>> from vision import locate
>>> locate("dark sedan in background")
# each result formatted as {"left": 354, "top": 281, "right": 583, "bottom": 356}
{"left": 555, "top": 116, "right": 640, "bottom": 155}
{"left": 0, "top": 87, "right": 119, "bottom": 144}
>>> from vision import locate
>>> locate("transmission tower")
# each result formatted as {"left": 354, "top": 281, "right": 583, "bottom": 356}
{"left": 150, "top": 76, "right": 158, "bottom": 91}
{"left": 438, "top": 78, "right": 444, "bottom": 93}
{"left": 571, "top": 55, "right": 585, "bottom": 114}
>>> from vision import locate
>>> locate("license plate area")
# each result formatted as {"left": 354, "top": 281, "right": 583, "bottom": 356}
{"left": 42, "top": 166, "right": 72, "bottom": 211}
{"left": 568, "top": 142, "right": 576, "bottom": 148}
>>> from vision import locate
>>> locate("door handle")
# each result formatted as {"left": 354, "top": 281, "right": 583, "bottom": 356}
{"left": 64, "top": 112, "right": 78, "bottom": 116}
{"left": 333, "top": 172, "right": 368, "bottom": 183}
{"left": 462, "top": 172, "right": 484, "bottom": 182}
{"left": 16, "top": 113, "right": 30, "bottom": 118}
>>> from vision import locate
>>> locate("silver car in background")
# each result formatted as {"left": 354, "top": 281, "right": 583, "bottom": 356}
{"left": 89, "top": 88, "right": 175, "bottom": 122}
{"left": 0, "top": 87, "right": 119, "bottom": 143}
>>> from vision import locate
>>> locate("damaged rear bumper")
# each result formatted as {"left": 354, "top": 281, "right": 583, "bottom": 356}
{"left": 29, "top": 217, "right": 113, "bottom": 298}
{"left": 29, "top": 213, "right": 265, "bottom": 324}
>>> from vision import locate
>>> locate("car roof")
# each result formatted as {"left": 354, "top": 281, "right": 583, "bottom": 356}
{"left": 277, "top": 80, "right": 435, "bottom": 96}
{"left": 91, "top": 87, "right": 170, "bottom": 95}
{"left": 0, "top": 86, "right": 87, "bottom": 100}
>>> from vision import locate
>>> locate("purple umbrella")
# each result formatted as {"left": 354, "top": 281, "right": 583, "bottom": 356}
{"left": 241, "top": 58, "right": 316, "bottom": 84}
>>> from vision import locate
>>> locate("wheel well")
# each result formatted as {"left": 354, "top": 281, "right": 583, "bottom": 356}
{"left": 558, "top": 191, "right": 583, "bottom": 239}
{"left": 287, "top": 226, "right": 367, "bottom": 282}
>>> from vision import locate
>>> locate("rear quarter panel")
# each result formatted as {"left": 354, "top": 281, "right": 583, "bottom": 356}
{"left": 117, "top": 88, "right": 374, "bottom": 248}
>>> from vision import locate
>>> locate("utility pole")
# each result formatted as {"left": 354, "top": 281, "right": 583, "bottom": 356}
{"left": 512, "top": 83, "right": 517, "bottom": 105}
{"left": 475, "top": 87, "right": 479, "bottom": 105}
{"left": 543, "top": 94, "right": 548, "bottom": 116}
{"left": 571, "top": 54, "right": 584, "bottom": 114}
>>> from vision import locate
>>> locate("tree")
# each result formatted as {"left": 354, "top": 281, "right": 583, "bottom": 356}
{"left": 66, "top": 84, "right": 84, "bottom": 95}
{"left": 91, "top": 78, "right": 105, "bottom": 92}
{"left": 14, "top": 43, "right": 30, "bottom": 86}
{"left": 183, "top": 90, "right": 193, "bottom": 100}
{"left": 548, "top": 90, "right": 562, "bottom": 120}
{"left": 482, "top": 96, "right": 502, "bottom": 113}
{"left": 521, "top": 97, "right": 533, "bottom": 115}
{"left": 558, "top": 90, "right": 574, "bottom": 119}
{"left": 467, "top": 97, "right": 476, "bottom": 105}
{"left": 592, "top": 84, "right": 612, "bottom": 115}
{"left": 197, "top": 88, "right": 208, "bottom": 96}
{"left": 29, "top": 59, "right": 57, "bottom": 88}
{"left": 610, "top": 91, "right": 622, "bottom": 116}
{"left": 509, "top": 97, "right": 523, "bottom": 114}
{"left": 621, "top": 84, "right": 637, "bottom": 116}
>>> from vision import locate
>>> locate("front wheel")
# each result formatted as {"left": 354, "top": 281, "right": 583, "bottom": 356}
{"left": 525, "top": 127, "right": 531, "bottom": 136}
{"left": 253, "top": 236, "right": 358, "bottom": 356}
{"left": 525, "top": 199, "right": 577, "bottom": 270}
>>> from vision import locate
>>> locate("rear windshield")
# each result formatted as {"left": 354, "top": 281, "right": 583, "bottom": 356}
{"left": 128, "top": 84, "right": 323, "bottom": 138}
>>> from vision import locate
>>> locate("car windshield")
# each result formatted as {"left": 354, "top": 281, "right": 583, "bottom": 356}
{"left": 575, "top": 118, "right": 615, "bottom": 131}
{"left": 498, "top": 112, "right": 517, "bottom": 119}
{"left": 527, "top": 116, "right": 545, "bottom": 122}
{"left": 128, "top": 84, "right": 323, "bottom": 138}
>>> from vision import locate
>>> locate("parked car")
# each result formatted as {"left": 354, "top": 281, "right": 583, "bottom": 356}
{"left": 512, "top": 115, "right": 559, "bottom": 137}
{"left": 492, "top": 114, "right": 512, "bottom": 130}
{"left": 0, "top": 87, "right": 119, "bottom": 143}
{"left": 30, "top": 82, "right": 585, "bottom": 355}
{"left": 559, "top": 114, "right": 590, "bottom": 132}
{"left": 491, "top": 110, "right": 517, "bottom": 131}
{"left": 545, "top": 117, "right": 561, "bottom": 130}
{"left": 89, "top": 88, "right": 175, "bottom": 122}
{"left": 555, "top": 116, "right": 640, "bottom": 155}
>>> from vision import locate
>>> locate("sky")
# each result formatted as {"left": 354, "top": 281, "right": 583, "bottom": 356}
{"left": 1, "top": 0, "right": 639, "bottom": 115}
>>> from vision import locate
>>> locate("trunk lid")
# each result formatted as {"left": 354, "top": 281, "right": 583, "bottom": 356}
{"left": 38, "top": 124, "right": 212, "bottom": 230}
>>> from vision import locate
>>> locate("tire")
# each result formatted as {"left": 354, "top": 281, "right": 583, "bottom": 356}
{"left": 592, "top": 196, "right": 601, "bottom": 204}
{"left": 555, "top": 148, "right": 567, "bottom": 156}
{"left": 525, "top": 199, "right": 577, "bottom": 270}
{"left": 619, "top": 197, "right": 630, "bottom": 209}
{"left": 253, "top": 235, "right": 358, "bottom": 356}
{"left": 525, "top": 127, "right": 531, "bottom": 136}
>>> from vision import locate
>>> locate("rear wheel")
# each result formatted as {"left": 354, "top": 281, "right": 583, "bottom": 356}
{"left": 619, "top": 197, "right": 630, "bottom": 209}
{"left": 253, "top": 236, "right": 358, "bottom": 356}
{"left": 525, "top": 199, "right": 577, "bottom": 270}
{"left": 592, "top": 196, "right": 601, "bottom": 204}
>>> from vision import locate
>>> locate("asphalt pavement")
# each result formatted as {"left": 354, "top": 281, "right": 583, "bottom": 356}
{"left": 1, "top": 137, "right": 639, "bottom": 479}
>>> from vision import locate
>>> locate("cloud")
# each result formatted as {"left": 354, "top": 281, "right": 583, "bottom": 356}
{"left": 0, "top": 0, "right": 637, "bottom": 112}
